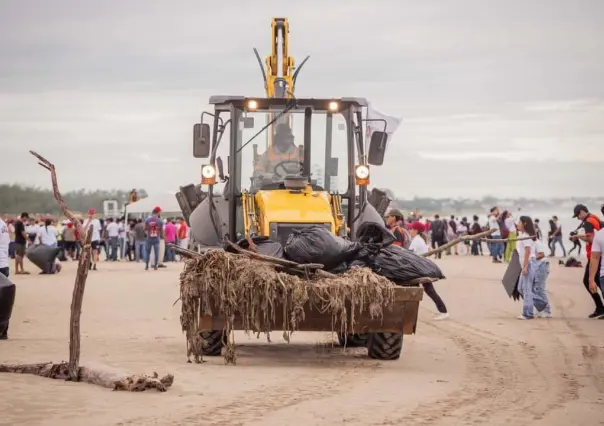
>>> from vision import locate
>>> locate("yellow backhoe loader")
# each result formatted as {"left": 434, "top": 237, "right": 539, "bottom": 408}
{"left": 176, "top": 18, "right": 423, "bottom": 360}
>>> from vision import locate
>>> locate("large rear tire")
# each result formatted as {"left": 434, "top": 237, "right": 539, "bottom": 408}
{"left": 337, "top": 333, "right": 369, "bottom": 348}
{"left": 200, "top": 330, "right": 224, "bottom": 356}
{"left": 367, "top": 332, "right": 403, "bottom": 360}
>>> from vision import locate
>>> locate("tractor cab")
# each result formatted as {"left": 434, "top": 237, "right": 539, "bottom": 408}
{"left": 189, "top": 96, "right": 389, "bottom": 246}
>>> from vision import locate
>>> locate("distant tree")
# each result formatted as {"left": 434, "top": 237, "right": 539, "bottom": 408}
{"left": 0, "top": 184, "right": 147, "bottom": 215}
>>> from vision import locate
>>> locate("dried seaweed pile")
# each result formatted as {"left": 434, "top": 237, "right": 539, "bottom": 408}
{"left": 179, "top": 250, "right": 396, "bottom": 364}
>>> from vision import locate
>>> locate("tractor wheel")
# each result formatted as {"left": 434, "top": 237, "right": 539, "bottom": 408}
{"left": 367, "top": 332, "right": 403, "bottom": 360}
{"left": 200, "top": 330, "right": 224, "bottom": 356}
{"left": 337, "top": 333, "right": 369, "bottom": 348}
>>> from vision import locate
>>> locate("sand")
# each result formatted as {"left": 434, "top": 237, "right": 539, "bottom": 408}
{"left": 1, "top": 256, "right": 603, "bottom": 426}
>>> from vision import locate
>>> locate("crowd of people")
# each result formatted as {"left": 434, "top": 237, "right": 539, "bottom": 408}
{"left": 0, "top": 205, "right": 191, "bottom": 276}
{"left": 3, "top": 201, "right": 604, "bottom": 331}
{"left": 383, "top": 203, "right": 604, "bottom": 321}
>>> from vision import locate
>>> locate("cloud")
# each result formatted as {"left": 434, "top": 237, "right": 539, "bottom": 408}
{"left": 523, "top": 98, "right": 604, "bottom": 113}
{"left": 0, "top": 0, "right": 603, "bottom": 199}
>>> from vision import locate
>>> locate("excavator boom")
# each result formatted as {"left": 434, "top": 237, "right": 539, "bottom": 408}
{"left": 255, "top": 18, "right": 310, "bottom": 99}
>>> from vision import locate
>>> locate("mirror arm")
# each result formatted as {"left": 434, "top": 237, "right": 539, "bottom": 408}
{"left": 210, "top": 119, "right": 232, "bottom": 165}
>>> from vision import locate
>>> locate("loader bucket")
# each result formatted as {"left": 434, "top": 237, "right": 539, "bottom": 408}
{"left": 197, "top": 283, "right": 424, "bottom": 361}
{"left": 199, "top": 285, "right": 423, "bottom": 335}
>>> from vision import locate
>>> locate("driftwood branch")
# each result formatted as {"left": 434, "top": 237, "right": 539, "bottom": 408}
{"left": 168, "top": 244, "right": 201, "bottom": 259}
{"left": 68, "top": 226, "right": 92, "bottom": 380}
{"left": 423, "top": 229, "right": 496, "bottom": 257}
{"left": 0, "top": 363, "right": 174, "bottom": 392}
{"left": 0, "top": 152, "right": 173, "bottom": 392}
{"left": 480, "top": 235, "right": 537, "bottom": 243}
{"left": 29, "top": 150, "right": 86, "bottom": 245}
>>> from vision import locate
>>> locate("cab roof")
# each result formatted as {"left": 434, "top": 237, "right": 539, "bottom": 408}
{"left": 208, "top": 96, "right": 368, "bottom": 109}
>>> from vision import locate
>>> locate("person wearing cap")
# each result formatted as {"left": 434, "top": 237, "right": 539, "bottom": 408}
{"left": 144, "top": 206, "right": 164, "bottom": 270}
{"left": 385, "top": 208, "right": 410, "bottom": 248}
{"left": 82, "top": 208, "right": 102, "bottom": 271}
{"left": 254, "top": 123, "right": 302, "bottom": 177}
{"left": 407, "top": 221, "right": 449, "bottom": 320}
{"left": 572, "top": 204, "right": 604, "bottom": 318}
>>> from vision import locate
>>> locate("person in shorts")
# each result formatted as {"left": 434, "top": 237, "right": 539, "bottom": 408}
{"left": 13, "top": 212, "right": 30, "bottom": 275}
{"left": 82, "top": 208, "right": 102, "bottom": 271}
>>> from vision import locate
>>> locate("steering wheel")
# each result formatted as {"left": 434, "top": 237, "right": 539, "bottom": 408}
{"left": 273, "top": 160, "right": 303, "bottom": 179}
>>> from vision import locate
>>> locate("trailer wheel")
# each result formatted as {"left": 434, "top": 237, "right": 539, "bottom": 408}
{"left": 337, "top": 333, "right": 368, "bottom": 348}
{"left": 367, "top": 332, "right": 403, "bottom": 360}
{"left": 200, "top": 330, "right": 224, "bottom": 356}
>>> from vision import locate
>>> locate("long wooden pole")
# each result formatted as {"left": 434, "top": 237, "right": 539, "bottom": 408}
{"left": 422, "top": 229, "right": 496, "bottom": 257}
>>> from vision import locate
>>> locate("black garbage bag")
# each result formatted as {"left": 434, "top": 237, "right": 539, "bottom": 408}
{"left": 355, "top": 244, "right": 445, "bottom": 282}
{"left": 227, "top": 236, "right": 285, "bottom": 258}
{"left": 0, "top": 273, "right": 16, "bottom": 338}
{"left": 356, "top": 222, "right": 396, "bottom": 247}
{"left": 26, "top": 245, "right": 60, "bottom": 274}
{"left": 284, "top": 226, "right": 362, "bottom": 270}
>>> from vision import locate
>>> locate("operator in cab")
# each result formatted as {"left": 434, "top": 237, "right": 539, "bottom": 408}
{"left": 254, "top": 123, "right": 302, "bottom": 178}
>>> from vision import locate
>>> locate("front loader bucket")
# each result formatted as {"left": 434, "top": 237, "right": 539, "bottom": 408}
{"left": 199, "top": 285, "right": 423, "bottom": 335}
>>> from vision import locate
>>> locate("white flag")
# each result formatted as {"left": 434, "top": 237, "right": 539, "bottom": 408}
{"left": 365, "top": 103, "right": 402, "bottom": 140}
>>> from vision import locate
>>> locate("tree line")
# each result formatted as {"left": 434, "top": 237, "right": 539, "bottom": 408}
{"left": 0, "top": 184, "right": 148, "bottom": 215}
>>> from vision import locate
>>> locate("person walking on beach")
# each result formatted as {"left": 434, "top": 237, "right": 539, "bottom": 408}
{"left": 533, "top": 237, "right": 552, "bottom": 318}
{"left": 516, "top": 216, "right": 539, "bottom": 320}
{"left": 488, "top": 207, "right": 503, "bottom": 263}
{"left": 572, "top": 204, "right": 604, "bottom": 318}
{"left": 13, "top": 212, "right": 30, "bottom": 275}
{"left": 430, "top": 214, "right": 447, "bottom": 259}
{"left": 408, "top": 221, "right": 449, "bottom": 320}
{"left": 587, "top": 205, "right": 604, "bottom": 320}
{"left": 534, "top": 218, "right": 543, "bottom": 240}
{"left": 144, "top": 207, "right": 164, "bottom": 271}
{"left": 470, "top": 215, "right": 483, "bottom": 256}
{"left": 503, "top": 211, "right": 517, "bottom": 263}
{"left": 446, "top": 215, "right": 458, "bottom": 255}
{"left": 82, "top": 208, "right": 101, "bottom": 271}
{"left": 550, "top": 216, "right": 566, "bottom": 257}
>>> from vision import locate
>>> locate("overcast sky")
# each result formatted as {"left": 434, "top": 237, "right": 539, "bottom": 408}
{"left": 1, "top": 0, "right": 602, "bottom": 199}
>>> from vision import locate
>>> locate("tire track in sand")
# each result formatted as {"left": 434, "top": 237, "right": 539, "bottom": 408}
{"left": 376, "top": 318, "right": 578, "bottom": 425}
{"left": 129, "top": 334, "right": 379, "bottom": 426}
{"left": 550, "top": 291, "right": 604, "bottom": 394}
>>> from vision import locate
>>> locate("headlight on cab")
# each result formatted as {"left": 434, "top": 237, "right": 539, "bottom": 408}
{"left": 355, "top": 165, "right": 370, "bottom": 185}
{"left": 201, "top": 164, "right": 216, "bottom": 184}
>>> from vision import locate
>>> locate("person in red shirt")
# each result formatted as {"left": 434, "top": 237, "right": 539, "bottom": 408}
{"left": 571, "top": 204, "right": 604, "bottom": 318}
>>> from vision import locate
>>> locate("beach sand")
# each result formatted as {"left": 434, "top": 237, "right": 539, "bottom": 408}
{"left": 1, "top": 255, "right": 603, "bottom": 426}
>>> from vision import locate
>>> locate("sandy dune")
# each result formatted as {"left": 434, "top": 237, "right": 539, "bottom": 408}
{"left": 1, "top": 256, "right": 603, "bottom": 426}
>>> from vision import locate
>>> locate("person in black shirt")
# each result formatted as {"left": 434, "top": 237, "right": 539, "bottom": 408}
{"left": 13, "top": 212, "right": 30, "bottom": 275}
{"left": 430, "top": 214, "right": 447, "bottom": 259}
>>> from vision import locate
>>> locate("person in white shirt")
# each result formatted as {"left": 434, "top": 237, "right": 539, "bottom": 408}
{"left": 488, "top": 207, "right": 502, "bottom": 263}
{"left": 456, "top": 219, "right": 469, "bottom": 256}
{"left": 82, "top": 208, "right": 102, "bottom": 270}
{"left": 0, "top": 217, "right": 10, "bottom": 278}
{"left": 408, "top": 221, "right": 449, "bottom": 320}
{"left": 117, "top": 219, "right": 127, "bottom": 260}
{"left": 503, "top": 211, "right": 518, "bottom": 263}
{"left": 26, "top": 220, "right": 41, "bottom": 246}
{"left": 38, "top": 218, "right": 59, "bottom": 247}
{"left": 105, "top": 218, "right": 119, "bottom": 261}
{"left": 516, "top": 216, "right": 539, "bottom": 319}
{"left": 533, "top": 239, "right": 552, "bottom": 317}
